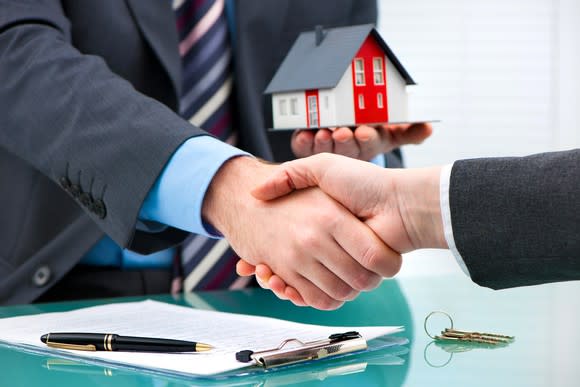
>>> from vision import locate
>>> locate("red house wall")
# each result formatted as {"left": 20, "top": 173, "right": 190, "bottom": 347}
{"left": 351, "top": 35, "right": 389, "bottom": 125}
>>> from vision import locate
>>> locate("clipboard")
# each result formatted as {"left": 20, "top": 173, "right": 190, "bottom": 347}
{"left": 38, "top": 342, "right": 410, "bottom": 386}
{"left": 0, "top": 300, "right": 406, "bottom": 379}
{"left": 235, "top": 331, "right": 367, "bottom": 369}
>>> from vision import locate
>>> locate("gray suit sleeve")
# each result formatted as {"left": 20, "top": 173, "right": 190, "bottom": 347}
{"left": 0, "top": 0, "right": 202, "bottom": 248}
{"left": 449, "top": 149, "right": 580, "bottom": 289}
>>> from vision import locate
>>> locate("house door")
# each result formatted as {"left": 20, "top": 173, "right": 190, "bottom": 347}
{"left": 306, "top": 93, "right": 319, "bottom": 128}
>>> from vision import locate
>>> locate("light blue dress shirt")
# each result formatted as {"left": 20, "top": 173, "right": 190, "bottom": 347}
{"left": 81, "top": 136, "right": 248, "bottom": 268}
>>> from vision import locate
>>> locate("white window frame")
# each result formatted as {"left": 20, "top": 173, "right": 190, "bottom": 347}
{"left": 354, "top": 58, "right": 365, "bottom": 86}
{"left": 278, "top": 99, "right": 287, "bottom": 116}
{"left": 308, "top": 95, "right": 319, "bottom": 127}
{"left": 373, "top": 57, "right": 384, "bottom": 85}
{"left": 290, "top": 98, "right": 298, "bottom": 115}
{"left": 358, "top": 94, "right": 365, "bottom": 109}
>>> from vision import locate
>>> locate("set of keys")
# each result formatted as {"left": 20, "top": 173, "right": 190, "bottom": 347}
{"left": 424, "top": 311, "right": 515, "bottom": 346}
{"left": 434, "top": 327, "right": 514, "bottom": 345}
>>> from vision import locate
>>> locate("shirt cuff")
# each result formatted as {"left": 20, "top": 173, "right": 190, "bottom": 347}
{"left": 440, "top": 162, "right": 471, "bottom": 277}
{"left": 139, "top": 135, "right": 250, "bottom": 237}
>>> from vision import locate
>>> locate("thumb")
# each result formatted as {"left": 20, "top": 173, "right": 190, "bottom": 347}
{"left": 251, "top": 168, "right": 297, "bottom": 200}
{"left": 236, "top": 259, "right": 257, "bottom": 276}
{"left": 251, "top": 157, "right": 326, "bottom": 201}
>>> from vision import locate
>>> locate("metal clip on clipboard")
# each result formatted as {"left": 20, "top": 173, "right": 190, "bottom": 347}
{"left": 235, "top": 331, "right": 367, "bottom": 369}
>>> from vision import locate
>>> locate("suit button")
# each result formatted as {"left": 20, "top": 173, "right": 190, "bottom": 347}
{"left": 91, "top": 199, "right": 107, "bottom": 219}
{"left": 32, "top": 265, "right": 51, "bottom": 287}
{"left": 59, "top": 177, "right": 72, "bottom": 190}
{"left": 79, "top": 192, "right": 94, "bottom": 207}
{"left": 70, "top": 184, "right": 82, "bottom": 198}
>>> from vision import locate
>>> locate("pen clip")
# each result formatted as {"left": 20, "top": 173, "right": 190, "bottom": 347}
{"left": 46, "top": 341, "right": 97, "bottom": 351}
{"left": 46, "top": 342, "right": 97, "bottom": 351}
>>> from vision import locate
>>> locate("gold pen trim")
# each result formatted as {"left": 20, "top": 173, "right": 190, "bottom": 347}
{"left": 104, "top": 334, "right": 113, "bottom": 351}
{"left": 46, "top": 342, "right": 97, "bottom": 351}
{"left": 46, "top": 332, "right": 97, "bottom": 351}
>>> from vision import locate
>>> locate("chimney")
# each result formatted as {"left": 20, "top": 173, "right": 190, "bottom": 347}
{"left": 315, "top": 25, "right": 325, "bottom": 46}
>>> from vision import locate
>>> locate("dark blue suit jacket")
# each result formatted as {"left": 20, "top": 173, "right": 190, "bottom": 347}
{"left": 0, "top": 0, "right": 385, "bottom": 304}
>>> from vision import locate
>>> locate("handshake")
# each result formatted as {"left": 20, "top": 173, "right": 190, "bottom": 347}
{"left": 203, "top": 124, "right": 443, "bottom": 310}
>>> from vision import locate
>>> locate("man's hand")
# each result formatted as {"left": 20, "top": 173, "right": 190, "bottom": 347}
{"left": 202, "top": 156, "right": 402, "bottom": 310}
{"left": 236, "top": 154, "right": 447, "bottom": 304}
{"left": 291, "top": 123, "right": 433, "bottom": 161}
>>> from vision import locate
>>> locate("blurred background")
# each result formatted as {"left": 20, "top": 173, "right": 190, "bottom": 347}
{"left": 377, "top": 0, "right": 580, "bottom": 275}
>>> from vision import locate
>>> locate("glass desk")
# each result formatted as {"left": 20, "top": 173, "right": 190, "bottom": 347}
{"left": 1, "top": 272, "right": 579, "bottom": 386}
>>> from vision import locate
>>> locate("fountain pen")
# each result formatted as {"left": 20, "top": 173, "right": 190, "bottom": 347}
{"left": 40, "top": 332, "right": 213, "bottom": 352}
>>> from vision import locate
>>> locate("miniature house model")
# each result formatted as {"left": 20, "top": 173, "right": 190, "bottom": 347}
{"left": 265, "top": 24, "right": 415, "bottom": 129}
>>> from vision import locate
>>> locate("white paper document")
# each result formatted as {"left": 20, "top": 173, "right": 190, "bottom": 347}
{"left": 0, "top": 300, "right": 402, "bottom": 377}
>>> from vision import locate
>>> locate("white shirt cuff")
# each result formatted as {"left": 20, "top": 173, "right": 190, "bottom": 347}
{"left": 440, "top": 163, "right": 471, "bottom": 277}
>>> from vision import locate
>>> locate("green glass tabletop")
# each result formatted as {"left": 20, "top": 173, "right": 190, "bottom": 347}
{"left": 1, "top": 272, "right": 579, "bottom": 386}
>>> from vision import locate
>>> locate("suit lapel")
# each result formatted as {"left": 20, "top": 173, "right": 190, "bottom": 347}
{"left": 125, "top": 0, "right": 181, "bottom": 97}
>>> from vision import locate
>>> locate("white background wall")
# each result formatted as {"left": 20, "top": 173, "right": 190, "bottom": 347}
{"left": 377, "top": 0, "right": 580, "bottom": 275}
{"left": 377, "top": 5, "right": 580, "bottom": 382}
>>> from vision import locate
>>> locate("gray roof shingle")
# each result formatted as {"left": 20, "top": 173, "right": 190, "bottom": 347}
{"left": 264, "top": 24, "right": 415, "bottom": 94}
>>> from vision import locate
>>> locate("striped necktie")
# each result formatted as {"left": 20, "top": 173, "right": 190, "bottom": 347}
{"left": 171, "top": 0, "right": 249, "bottom": 292}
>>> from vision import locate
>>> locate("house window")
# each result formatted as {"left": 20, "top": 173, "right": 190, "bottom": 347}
{"left": 373, "top": 57, "right": 384, "bottom": 85}
{"left": 377, "top": 93, "right": 384, "bottom": 108}
{"left": 354, "top": 58, "right": 365, "bottom": 86}
{"left": 358, "top": 94, "right": 365, "bottom": 109}
{"left": 290, "top": 98, "right": 298, "bottom": 115}
{"left": 279, "top": 99, "right": 287, "bottom": 116}
{"left": 308, "top": 96, "right": 319, "bottom": 127}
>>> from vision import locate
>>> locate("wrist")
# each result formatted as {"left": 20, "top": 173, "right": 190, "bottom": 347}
{"left": 394, "top": 166, "right": 447, "bottom": 249}
{"left": 202, "top": 156, "right": 271, "bottom": 237}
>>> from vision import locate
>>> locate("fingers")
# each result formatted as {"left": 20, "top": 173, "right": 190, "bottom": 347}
{"left": 236, "top": 260, "right": 256, "bottom": 276}
{"left": 383, "top": 122, "right": 433, "bottom": 148}
{"left": 332, "top": 210, "right": 402, "bottom": 279}
{"left": 291, "top": 130, "right": 314, "bottom": 158}
{"left": 399, "top": 122, "right": 433, "bottom": 144}
{"left": 250, "top": 166, "right": 297, "bottom": 201}
{"left": 252, "top": 155, "right": 331, "bottom": 201}
{"left": 285, "top": 273, "right": 345, "bottom": 310}
{"left": 255, "top": 264, "right": 307, "bottom": 306}
{"left": 314, "top": 226, "right": 383, "bottom": 292}
{"left": 332, "top": 127, "right": 360, "bottom": 159}
{"left": 313, "top": 129, "right": 333, "bottom": 154}
{"left": 297, "top": 255, "right": 360, "bottom": 302}
{"left": 354, "top": 125, "right": 383, "bottom": 161}
{"left": 284, "top": 286, "right": 307, "bottom": 306}
{"left": 251, "top": 214, "right": 372, "bottom": 308}
{"left": 250, "top": 243, "right": 351, "bottom": 309}
{"left": 292, "top": 128, "right": 366, "bottom": 160}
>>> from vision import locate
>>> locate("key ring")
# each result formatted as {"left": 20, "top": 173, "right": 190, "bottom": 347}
{"left": 424, "top": 311, "right": 454, "bottom": 340}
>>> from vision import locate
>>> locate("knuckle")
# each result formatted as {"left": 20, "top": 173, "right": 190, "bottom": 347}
{"left": 316, "top": 297, "right": 343, "bottom": 311}
{"left": 351, "top": 270, "right": 381, "bottom": 291}
{"left": 296, "top": 229, "right": 320, "bottom": 250}
{"left": 330, "top": 282, "right": 357, "bottom": 301}
{"left": 358, "top": 244, "right": 383, "bottom": 272}
{"left": 358, "top": 245, "right": 402, "bottom": 278}
{"left": 386, "top": 254, "right": 403, "bottom": 278}
{"left": 343, "top": 288, "right": 360, "bottom": 301}
{"left": 306, "top": 291, "right": 341, "bottom": 311}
